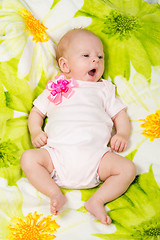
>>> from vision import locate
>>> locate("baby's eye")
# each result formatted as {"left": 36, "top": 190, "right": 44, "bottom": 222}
{"left": 98, "top": 56, "right": 103, "bottom": 59}
{"left": 83, "top": 54, "right": 89, "bottom": 57}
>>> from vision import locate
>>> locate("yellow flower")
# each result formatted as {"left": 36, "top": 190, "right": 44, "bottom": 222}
{"left": 139, "top": 110, "right": 160, "bottom": 141}
{"left": 8, "top": 211, "right": 60, "bottom": 240}
{"left": 19, "top": 9, "right": 49, "bottom": 43}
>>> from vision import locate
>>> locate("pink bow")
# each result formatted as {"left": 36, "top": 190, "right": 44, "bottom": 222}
{"left": 46, "top": 74, "right": 77, "bottom": 105}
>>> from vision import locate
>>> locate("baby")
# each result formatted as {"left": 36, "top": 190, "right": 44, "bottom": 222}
{"left": 21, "top": 29, "right": 136, "bottom": 225}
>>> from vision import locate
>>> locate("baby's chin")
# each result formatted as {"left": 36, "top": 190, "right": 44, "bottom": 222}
{"left": 70, "top": 73, "right": 100, "bottom": 82}
{"left": 86, "top": 75, "right": 101, "bottom": 82}
{"left": 81, "top": 73, "right": 100, "bottom": 82}
{"left": 81, "top": 77, "right": 99, "bottom": 82}
{"left": 72, "top": 77, "right": 98, "bottom": 82}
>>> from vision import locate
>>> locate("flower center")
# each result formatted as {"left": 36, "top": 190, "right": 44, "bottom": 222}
{"left": 132, "top": 214, "right": 160, "bottom": 239}
{"left": 0, "top": 141, "right": 19, "bottom": 167}
{"left": 8, "top": 212, "right": 60, "bottom": 240}
{"left": 144, "top": 227, "right": 160, "bottom": 236}
{"left": 19, "top": 9, "right": 49, "bottom": 43}
{"left": 103, "top": 10, "right": 142, "bottom": 40}
{"left": 139, "top": 110, "right": 160, "bottom": 141}
{"left": 19, "top": 225, "right": 39, "bottom": 239}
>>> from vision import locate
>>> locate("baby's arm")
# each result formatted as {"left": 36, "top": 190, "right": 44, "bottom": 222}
{"left": 28, "top": 106, "right": 48, "bottom": 148}
{"left": 111, "top": 109, "right": 130, "bottom": 152}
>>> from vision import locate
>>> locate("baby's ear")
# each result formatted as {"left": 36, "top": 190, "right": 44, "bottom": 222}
{"left": 58, "top": 57, "right": 70, "bottom": 73}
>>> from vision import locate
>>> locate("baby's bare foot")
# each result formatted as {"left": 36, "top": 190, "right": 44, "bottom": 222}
{"left": 50, "top": 193, "right": 66, "bottom": 215}
{"left": 85, "top": 198, "right": 112, "bottom": 225}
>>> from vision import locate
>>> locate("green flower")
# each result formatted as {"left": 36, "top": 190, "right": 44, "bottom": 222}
{"left": 76, "top": 0, "right": 160, "bottom": 80}
{"left": 0, "top": 140, "right": 21, "bottom": 185}
{"left": 0, "top": 76, "right": 13, "bottom": 139}
{"left": 86, "top": 167, "right": 160, "bottom": 239}
{"left": 3, "top": 116, "right": 32, "bottom": 150}
{"left": 0, "top": 115, "right": 33, "bottom": 185}
{"left": 0, "top": 140, "right": 19, "bottom": 168}
{"left": 0, "top": 59, "right": 33, "bottom": 114}
{"left": 0, "top": 59, "right": 32, "bottom": 184}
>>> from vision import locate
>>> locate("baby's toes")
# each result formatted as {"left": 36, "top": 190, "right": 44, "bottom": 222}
{"left": 51, "top": 201, "right": 59, "bottom": 215}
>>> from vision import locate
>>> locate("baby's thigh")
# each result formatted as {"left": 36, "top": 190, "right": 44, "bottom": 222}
{"left": 98, "top": 151, "right": 136, "bottom": 181}
{"left": 21, "top": 148, "right": 54, "bottom": 173}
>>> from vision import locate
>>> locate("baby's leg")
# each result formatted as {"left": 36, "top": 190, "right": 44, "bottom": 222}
{"left": 85, "top": 152, "right": 136, "bottom": 224}
{"left": 20, "top": 148, "right": 66, "bottom": 215}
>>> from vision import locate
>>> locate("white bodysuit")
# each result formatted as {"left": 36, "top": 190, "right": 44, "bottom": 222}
{"left": 33, "top": 77, "right": 125, "bottom": 189}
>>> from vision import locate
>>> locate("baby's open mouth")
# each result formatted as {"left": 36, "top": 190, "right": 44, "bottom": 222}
{"left": 88, "top": 68, "right": 96, "bottom": 76}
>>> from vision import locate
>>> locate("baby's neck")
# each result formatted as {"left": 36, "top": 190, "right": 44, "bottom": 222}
{"left": 61, "top": 72, "right": 72, "bottom": 80}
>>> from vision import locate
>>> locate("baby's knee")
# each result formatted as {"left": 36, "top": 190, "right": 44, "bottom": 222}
{"left": 125, "top": 161, "right": 136, "bottom": 182}
{"left": 20, "top": 150, "right": 34, "bottom": 172}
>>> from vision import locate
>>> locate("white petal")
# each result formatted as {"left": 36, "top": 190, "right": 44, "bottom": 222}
{"left": 49, "top": 16, "right": 92, "bottom": 43}
{"left": 150, "top": 66, "right": 160, "bottom": 109}
{"left": 22, "top": 0, "right": 53, "bottom": 20}
{"left": 131, "top": 72, "right": 148, "bottom": 92}
{"left": 0, "top": 35, "right": 25, "bottom": 61}
{"left": 17, "top": 178, "right": 51, "bottom": 216}
{"left": 64, "top": 191, "right": 84, "bottom": 210}
{"left": 0, "top": 22, "right": 24, "bottom": 40}
{"left": 133, "top": 139, "right": 160, "bottom": 175}
{"left": 0, "top": 178, "right": 9, "bottom": 188}
{"left": 18, "top": 36, "right": 35, "bottom": 79}
{"left": 56, "top": 210, "right": 116, "bottom": 239}
{"left": 115, "top": 76, "right": 149, "bottom": 112}
{"left": 2, "top": 0, "right": 24, "bottom": 11}
{"left": 127, "top": 103, "right": 149, "bottom": 120}
{"left": 44, "top": 0, "right": 84, "bottom": 31}
{"left": 13, "top": 110, "right": 28, "bottom": 118}
{"left": 116, "top": 67, "right": 160, "bottom": 114}
{"left": 152, "top": 163, "right": 160, "bottom": 186}
{"left": 0, "top": 178, "right": 21, "bottom": 203}
{"left": 41, "top": 41, "right": 58, "bottom": 78}
{"left": 0, "top": 209, "right": 11, "bottom": 221}
{"left": 151, "top": 66, "right": 160, "bottom": 86}
{"left": 45, "top": 39, "right": 56, "bottom": 56}
{"left": 119, "top": 135, "right": 146, "bottom": 159}
{"left": 28, "top": 44, "right": 43, "bottom": 88}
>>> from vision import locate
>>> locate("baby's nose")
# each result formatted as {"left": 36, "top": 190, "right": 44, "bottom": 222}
{"left": 92, "top": 56, "right": 99, "bottom": 62}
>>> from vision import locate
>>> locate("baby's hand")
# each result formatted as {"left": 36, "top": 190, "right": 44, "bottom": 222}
{"left": 110, "top": 133, "right": 128, "bottom": 152}
{"left": 32, "top": 130, "right": 48, "bottom": 148}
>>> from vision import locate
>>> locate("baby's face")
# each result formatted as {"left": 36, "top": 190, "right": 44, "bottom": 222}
{"left": 64, "top": 32, "right": 104, "bottom": 82}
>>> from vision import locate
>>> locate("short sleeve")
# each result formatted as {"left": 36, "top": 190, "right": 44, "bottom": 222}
{"left": 104, "top": 80, "right": 126, "bottom": 118}
{"left": 33, "top": 89, "right": 50, "bottom": 116}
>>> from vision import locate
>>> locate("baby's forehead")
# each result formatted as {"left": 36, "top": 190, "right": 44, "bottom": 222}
{"left": 72, "top": 30, "right": 99, "bottom": 42}
{"left": 61, "top": 29, "right": 101, "bottom": 46}
{"left": 56, "top": 29, "right": 103, "bottom": 60}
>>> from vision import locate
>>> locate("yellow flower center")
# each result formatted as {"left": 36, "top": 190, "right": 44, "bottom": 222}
{"left": 19, "top": 9, "right": 49, "bottom": 43}
{"left": 8, "top": 211, "right": 60, "bottom": 240}
{"left": 139, "top": 110, "right": 160, "bottom": 141}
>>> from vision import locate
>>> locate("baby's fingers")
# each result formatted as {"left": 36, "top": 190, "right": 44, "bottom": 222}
{"left": 113, "top": 140, "right": 121, "bottom": 152}
{"left": 118, "top": 142, "right": 127, "bottom": 152}
{"left": 40, "top": 134, "right": 48, "bottom": 145}
{"left": 32, "top": 139, "right": 42, "bottom": 148}
{"left": 32, "top": 134, "right": 47, "bottom": 148}
{"left": 111, "top": 138, "right": 119, "bottom": 152}
{"left": 111, "top": 139, "right": 127, "bottom": 152}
